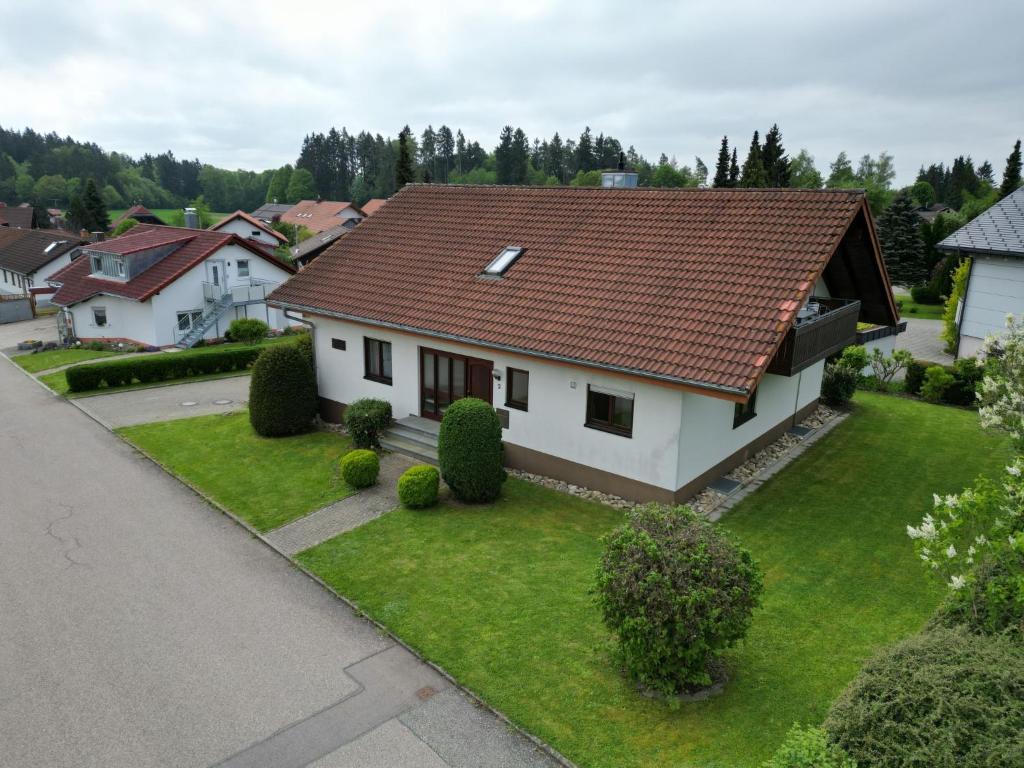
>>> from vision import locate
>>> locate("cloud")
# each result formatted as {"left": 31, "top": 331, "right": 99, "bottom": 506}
{"left": 0, "top": 0, "right": 1020, "bottom": 184}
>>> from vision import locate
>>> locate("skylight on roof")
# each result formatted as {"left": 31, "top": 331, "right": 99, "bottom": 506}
{"left": 44, "top": 241, "right": 58, "bottom": 254}
{"left": 483, "top": 246, "right": 524, "bottom": 276}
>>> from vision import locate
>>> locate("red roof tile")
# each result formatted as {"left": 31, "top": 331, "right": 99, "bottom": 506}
{"left": 50, "top": 225, "right": 294, "bottom": 306}
{"left": 280, "top": 199, "right": 361, "bottom": 233}
{"left": 359, "top": 198, "right": 387, "bottom": 216}
{"left": 269, "top": 185, "right": 894, "bottom": 396}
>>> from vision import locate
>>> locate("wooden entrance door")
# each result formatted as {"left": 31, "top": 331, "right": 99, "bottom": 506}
{"left": 420, "top": 347, "right": 492, "bottom": 420}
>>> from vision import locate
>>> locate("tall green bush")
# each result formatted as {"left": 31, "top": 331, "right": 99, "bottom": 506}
{"left": 941, "top": 258, "right": 970, "bottom": 353}
{"left": 437, "top": 398, "right": 505, "bottom": 502}
{"left": 821, "top": 362, "right": 858, "bottom": 406}
{"left": 248, "top": 344, "right": 317, "bottom": 436}
{"left": 595, "top": 504, "right": 764, "bottom": 694}
{"left": 921, "top": 365, "right": 955, "bottom": 403}
{"left": 343, "top": 398, "right": 392, "bottom": 449}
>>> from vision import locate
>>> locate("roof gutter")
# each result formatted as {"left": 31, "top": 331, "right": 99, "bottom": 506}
{"left": 268, "top": 299, "right": 748, "bottom": 400}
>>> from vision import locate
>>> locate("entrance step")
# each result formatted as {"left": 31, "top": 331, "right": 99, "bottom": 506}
{"left": 380, "top": 415, "right": 439, "bottom": 464}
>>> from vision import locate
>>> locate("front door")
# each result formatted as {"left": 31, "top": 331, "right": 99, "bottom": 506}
{"left": 420, "top": 347, "right": 492, "bottom": 420}
{"left": 207, "top": 260, "right": 225, "bottom": 288}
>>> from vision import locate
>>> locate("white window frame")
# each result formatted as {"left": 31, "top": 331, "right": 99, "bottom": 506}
{"left": 237, "top": 259, "right": 250, "bottom": 278}
{"left": 176, "top": 309, "right": 204, "bottom": 331}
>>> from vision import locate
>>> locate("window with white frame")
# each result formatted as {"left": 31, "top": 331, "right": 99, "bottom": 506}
{"left": 92, "top": 307, "right": 107, "bottom": 327}
{"left": 237, "top": 259, "right": 250, "bottom": 277}
{"left": 176, "top": 310, "right": 204, "bottom": 331}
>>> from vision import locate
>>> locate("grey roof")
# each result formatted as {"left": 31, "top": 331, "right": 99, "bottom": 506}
{"left": 0, "top": 229, "right": 85, "bottom": 274}
{"left": 251, "top": 203, "right": 293, "bottom": 222}
{"left": 937, "top": 187, "right": 1024, "bottom": 256}
{"left": 290, "top": 222, "right": 351, "bottom": 264}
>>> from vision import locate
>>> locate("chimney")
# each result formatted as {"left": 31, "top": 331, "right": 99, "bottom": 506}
{"left": 183, "top": 207, "right": 200, "bottom": 229}
{"left": 91, "top": 231, "right": 105, "bottom": 242}
{"left": 601, "top": 153, "right": 638, "bottom": 188}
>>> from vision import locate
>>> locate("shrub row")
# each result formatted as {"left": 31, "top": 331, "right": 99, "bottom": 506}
{"left": 905, "top": 357, "right": 982, "bottom": 406}
{"left": 65, "top": 346, "right": 265, "bottom": 392}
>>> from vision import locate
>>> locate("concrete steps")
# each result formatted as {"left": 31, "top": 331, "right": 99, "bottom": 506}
{"left": 379, "top": 416, "right": 439, "bottom": 464}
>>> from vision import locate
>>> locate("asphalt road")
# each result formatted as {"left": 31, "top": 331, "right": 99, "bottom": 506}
{"left": 0, "top": 358, "right": 555, "bottom": 768}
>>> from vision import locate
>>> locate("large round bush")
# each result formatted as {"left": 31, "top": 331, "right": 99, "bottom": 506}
{"left": 825, "top": 628, "right": 1024, "bottom": 768}
{"left": 595, "top": 504, "right": 764, "bottom": 694}
{"left": 437, "top": 398, "right": 505, "bottom": 503}
{"left": 248, "top": 344, "right": 317, "bottom": 436}
{"left": 228, "top": 317, "right": 269, "bottom": 345}
{"left": 340, "top": 449, "right": 379, "bottom": 488}
{"left": 398, "top": 464, "right": 440, "bottom": 508}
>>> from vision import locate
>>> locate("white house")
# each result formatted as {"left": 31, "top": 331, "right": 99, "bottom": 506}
{"left": 937, "top": 186, "right": 1024, "bottom": 358}
{"left": 210, "top": 210, "right": 289, "bottom": 252}
{"left": 49, "top": 224, "right": 296, "bottom": 348}
{"left": 269, "top": 184, "right": 898, "bottom": 503}
{"left": 0, "top": 228, "right": 87, "bottom": 306}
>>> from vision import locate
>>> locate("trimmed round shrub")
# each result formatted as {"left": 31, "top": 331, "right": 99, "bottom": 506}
{"left": 921, "top": 364, "right": 955, "bottom": 403}
{"left": 248, "top": 344, "right": 317, "bottom": 436}
{"left": 343, "top": 398, "right": 392, "bottom": 448}
{"left": 437, "top": 397, "right": 505, "bottom": 503}
{"left": 228, "top": 317, "right": 269, "bottom": 345}
{"left": 824, "top": 628, "right": 1024, "bottom": 768}
{"left": 595, "top": 504, "right": 764, "bottom": 694}
{"left": 398, "top": 465, "right": 440, "bottom": 508}
{"left": 762, "top": 725, "right": 855, "bottom": 768}
{"left": 838, "top": 344, "right": 868, "bottom": 373}
{"left": 295, "top": 332, "right": 314, "bottom": 374}
{"left": 340, "top": 449, "right": 379, "bottom": 488}
{"left": 904, "top": 359, "right": 930, "bottom": 395}
{"left": 821, "top": 362, "right": 858, "bottom": 406}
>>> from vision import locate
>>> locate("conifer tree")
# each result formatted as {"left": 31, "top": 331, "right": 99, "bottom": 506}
{"left": 713, "top": 136, "right": 730, "bottom": 187}
{"left": 494, "top": 126, "right": 514, "bottom": 184}
{"left": 575, "top": 127, "right": 595, "bottom": 173}
{"left": 877, "top": 190, "right": 927, "bottom": 285}
{"left": 81, "top": 178, "right": 108, "bottom": 231}
{"left": 739, "top": 131, "right": 767, "bottom": 187}
{"left": 977, "top": 160, "right": 994, "bottom": 186}
{"left": 510, "top": 128, "right": 530, "bottom": 184}
{"left": 728, "top": 149, "right": 739, "bottom": 187}
{"left": 1000, "top": 139, "right": 1022, "bottom": 198}
{"left": 761, "top": 124, "right": 790, "bottom": 187}
{"left": 395, "top": 126, "right": 415, "bottom": 187}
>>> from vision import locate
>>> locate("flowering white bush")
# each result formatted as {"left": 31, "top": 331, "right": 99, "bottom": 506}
{"left": 978, "top": 314, "right": 1024, "bottom": 449}
{"left": 907, "top": 458, "right": 1024, "bottom": 595}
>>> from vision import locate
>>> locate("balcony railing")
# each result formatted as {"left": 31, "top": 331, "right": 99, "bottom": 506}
{"left": 767, "top": 297, "right": 861, "bottom": 377}
{"left": 202, "top": 278, "right": 278, "bottom": 306}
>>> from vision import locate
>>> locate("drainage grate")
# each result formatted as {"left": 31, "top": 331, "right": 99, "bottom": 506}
{"left": 212, "top": 399, "right": 233, "bottom": 405}
{"left": 787, "top": 426, "right": 812, "bottom": 437}
{"left": 708, "top": 477, "right": 742, "bottom": 495}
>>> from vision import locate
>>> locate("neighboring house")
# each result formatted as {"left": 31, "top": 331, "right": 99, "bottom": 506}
{"left": 0, "top": 205, "right": 34, "bottom": 229}
{"left": 359, "top": 198, "right": 388, "bottom": 216}
{"left": 937, "top": 187, "right": 1024, "bottom": 357}
{"left": 279, "top": 199, "right": 363, "bottom": 234}
{"left": 916, "top": 202, "right": 952, "bottom": 223}
{"left": 251, "top": 202, "right": 293, "bottom": 225}
{"left": 0, "top": 228, "right": 86, "bottom": 305}
{"left": 111, "top": 204, "right": 167, "bottom": 229}
{"left": 269, "top": 184, "right": 898, "bottom": 504}
{"left": 290, "top": 222, "right": 355, "bottom": 268}
{"left": 210, "top": 210, "right": 288, "bottom": 252}
{"left": 49, "top": 225, "right": 296, "bottom": 348}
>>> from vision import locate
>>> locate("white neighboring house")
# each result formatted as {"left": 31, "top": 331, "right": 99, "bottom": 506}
{"left": 209, "top": 210, "right": 289, "bottom": 252}
{"left": 269, "top": 183, "right": 900, "bottom": 504}
{"left": 937, "top": 187, "right": 1024, "bottom": 357}
{"left": 49, "top": 224, "right": 296, "bottom": 348}
{"left": 0, "top": 229, "right": 87, "bottom": 306}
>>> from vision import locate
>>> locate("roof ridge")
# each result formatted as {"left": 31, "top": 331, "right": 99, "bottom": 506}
{"left": 397, "top": 183, "right": 865, "bottom": 194}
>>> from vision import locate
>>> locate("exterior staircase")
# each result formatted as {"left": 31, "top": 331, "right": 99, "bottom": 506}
{"left": 380, "top": 415, "right": 439, "bottom": 464}
{"left": 175, "top": 292, "right": 234, "bottom": 348}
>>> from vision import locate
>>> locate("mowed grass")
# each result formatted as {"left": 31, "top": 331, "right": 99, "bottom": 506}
{"left": 14, "top": 347, "right": 124, "bottom": 373}
{"left": 118, "top": 411, "right": 356, "bottom": 531}
{"left": 107, "top": 209, "right": 232, "bottom": 226}
{"left": 895, "top": 293, "right": 945, "bottom": 320}
{"left": 297, "top": 393, "right": 1012, "bottom": 768}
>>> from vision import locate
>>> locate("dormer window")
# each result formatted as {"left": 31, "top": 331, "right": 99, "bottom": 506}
{"left": 483, "top": 246, "right": 524, "bottom": 277}
{"left": 113, "top": 257, "right": 126, "bottom": 278}
{"left": 90, "top": 254, "right": 102, "bottom": 274}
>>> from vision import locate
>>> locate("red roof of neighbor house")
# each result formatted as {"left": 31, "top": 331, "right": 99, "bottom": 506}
{"left": 49, "top": 224, "right": 295, "bottom": 307}
{"left": 279, "top": 199, "right": 361, "bottom": 233}
{"left": 359, "top": 198, "right": 387, "bottom": 216}
{"left": 270, "top": 185, "right": 896, "bottom": 396}
{"left": 210, "top": 210, "right": 289, "bottom": 243}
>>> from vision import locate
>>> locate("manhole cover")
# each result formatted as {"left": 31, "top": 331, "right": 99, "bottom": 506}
{"left": 180, "top": 401, "right": 198, "bottom": 407}
{"left": 416, "top": 686, "right": 437, "bottom": 701}
{"left": 212, "top": 399, "right": 233, "bottom": 405}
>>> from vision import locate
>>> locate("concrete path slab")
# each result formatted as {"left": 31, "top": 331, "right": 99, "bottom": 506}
{"left": 74, "top": 374, "right": 252, "bottom": 428}
{"left": 894, "top": 318, "right": 953, "bottom": 364}
{"left": 310, "top": 720, "right": 449, "bottom": 768}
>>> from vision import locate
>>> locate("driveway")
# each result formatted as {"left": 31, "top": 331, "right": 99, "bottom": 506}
{"left": 0, "top": 313, "right": 58, "bottom": 354}
{"left": 894, "top": 318, "right": 953, "bottom": 364}
{"left": 0, "top": 361, "right": 555, "bottom": 768}
{"left": 76, "top": 374, "right": 253, "bottom": 428}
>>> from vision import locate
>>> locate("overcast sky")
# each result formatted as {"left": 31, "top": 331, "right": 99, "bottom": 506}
{"left": 1, "top": 0, "right": 1020, "bottom": 185}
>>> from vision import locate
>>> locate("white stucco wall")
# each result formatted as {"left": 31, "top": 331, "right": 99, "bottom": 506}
{"left": 1, "top": 266, "right": 27, "bottom": 295}
{"left": 69, "top": 294, "right": 154, "bottom": 344}
{"left": 214, "top": 218, "right": 282, "bottom": 249}
{"left": 311, "top": 316, "right": 819, "bottom": 494}
{"left": 961, "top": 255, "right": 1024, "bottom": 353}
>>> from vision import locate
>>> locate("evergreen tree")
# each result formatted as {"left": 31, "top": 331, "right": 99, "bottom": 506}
{"left": 455, "top": 130, "right": 466, "bottom": 175}
{"left": 285, "top": 168, "right": 316, "bottom": 202}
{"left": 877, "top": 190, "right": 927, "bottom": 285}
{"left": 575, "top": 127, "right": 595, "bottom": 173}
{"left": 827, "top": 151, "right": 857, "bottom": 187}
{"left": 545, "top": 132, "right": 565, "bottom": 181}
{"left": 1000, "top": 139, "right": 1022, "bottom": 198}
{"left": 761, "top": 124, "right": 790, "bottom": 187}
{"left": 739, "top": 131, "right": 767, "bottom": 187}
{"left": 510, "top": 128, "right": 530, "bottom": 184}
{"left": 436, "top": 125, "right": 454, "bottom": 183}
{"left": 395, "top": 126, "right": 415, "bottom": 187}
{"left": 728, "top": 149, "right": 739, "bottom": 187}
{"left": 81, "top": 178, "right": 108, "bottom": 231}
{"left": 713, "top": 136, "right": 730, "bottom": 187}
{"left": 977, "top": 160, "right": 994, "bottom": 185}
{"left": 494, "top": 126, "right": 515, "bottom": 184}
{"left": 694, "top": 157, "right": 708, "bottom": 187}
{"left": 67, "top": 194, "right": 88, "bottom": 231}
{"left": 946, "top": 155, "right": 980, "bottom": 209}
{"left": 419, "top": 125, "right": 436, "bottom": 181}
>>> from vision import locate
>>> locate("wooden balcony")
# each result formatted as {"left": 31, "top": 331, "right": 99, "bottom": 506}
{"left": 767, "top": 297, "right": 861, "bottom": 377}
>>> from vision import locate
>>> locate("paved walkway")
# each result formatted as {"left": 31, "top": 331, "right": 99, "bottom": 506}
{"left": 0, "top": 358, "right": 556, "bottom": 768}
{"left": 0, "top": 314, "right": 58, "bottom": 354}
{"left": 894, "top": 318, "right": 953, "bottom": 364}
{"left": 75, "top": 374, "right": 252, "bottom": 428}
{"left": 266, "top": 452, "right": 417, "bottom": 556}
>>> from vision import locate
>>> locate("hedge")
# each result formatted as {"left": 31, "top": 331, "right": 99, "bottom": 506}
{"left": 64, "top": 346, "right": 266, "bottom": 393}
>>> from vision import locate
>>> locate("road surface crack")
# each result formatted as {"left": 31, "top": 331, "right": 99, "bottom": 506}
{"left": 45, "top": 502, "right": 89, "bottom": 569}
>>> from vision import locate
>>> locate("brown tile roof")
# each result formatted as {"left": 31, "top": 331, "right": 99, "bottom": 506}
{"left": 210, "top": 210, "right": 289, "bottom": 243}
{"left": 111, "top": 204, "right": 166, "bottom": 229}
{"left": 0, "top": 229, "right": 86, "bottom": 274}
{"left": 49, "top": 225, "right": 295, "bottom": 307}
{"left": 0, "top": 206, "right": 34, "bottom": 229}
{"left": 279, "top": 199, "right": 361, "bottom": 233}
{"left": 269, "top": 185, "right": 893, "bottom": 396}
{"left": 359, "top": 198, "right": 387, "bottom": 216}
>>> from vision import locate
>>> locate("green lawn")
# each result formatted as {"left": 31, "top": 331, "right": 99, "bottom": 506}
{"left": 118, "top": 412, "right": 355, "bottom": 531}
{"left": 108, "top": 209, "right": 232, "bottom": 227}
{"left": 297, "top": 393, "right": 1011, "bottom": 768}
{"left": 895, "top": 293, "right": 944, "bottom": 320}
{"left": 14, "top": 347, "right": 124, "bottom": 374}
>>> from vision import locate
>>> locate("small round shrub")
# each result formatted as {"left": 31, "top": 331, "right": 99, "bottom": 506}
{"left": 398, "top": 465, "right": 440, "bottom": 508}
{"left": 910, "top": 283, "right": 943, "bottom": 304}
{"left": 248, "top": 344, "right": 317, "bottom": 436}
{"left": 761, "top": 725, "right": 855, "bottom": 768}
{"left": 821, "top": 362, "right": 859, "bottom": 406}
{"left": 437, "top": 398, "right": 505, "bottom": 503}
{"left": 838, "top": 344, "right": 868, "bottom": 373}
{"left": 921, "top": 364, "right": 955, "bottom": 403}
{"left": 595, "top": 504, "right": 764, "bottom": 694}
{"left": 343, "top": 398, "right": 392, "bottom": 449}
{"left": 228, "top": 317, "right": 269, "bottom": 345}
{"left": 340, "top": 449, "right": 379, "bottom": 488}
{"left": 824, "top": 627, "right": 1024, "bottom": 768}
{"left": 904, "top": 359, "right": 930, "bottom": 395}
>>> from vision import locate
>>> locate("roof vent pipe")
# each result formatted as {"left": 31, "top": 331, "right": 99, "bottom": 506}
{"left": 183, "top": 207, "right": 200, "bottom": 229}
